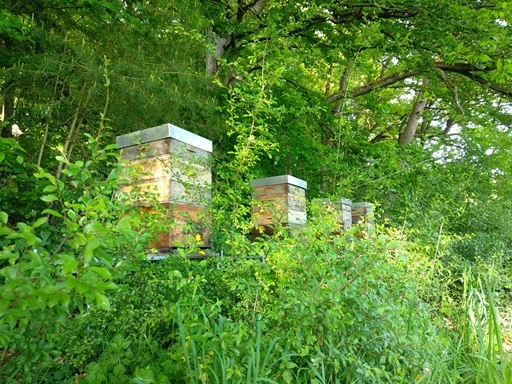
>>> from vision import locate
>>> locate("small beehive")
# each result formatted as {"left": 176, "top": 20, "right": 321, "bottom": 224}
{"left": 325, "top": 198, "right": 353, "bottom": 231}
{"left": 116, "top": 123, "right": 212, "bottom": 250}
{"left": 351, "top": 202, "right": 374, "bottom": 231}
{"left": 251, "top": 175, "right": 307, "bottom": 235}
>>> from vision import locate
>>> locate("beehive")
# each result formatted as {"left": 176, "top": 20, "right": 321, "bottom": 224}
{"left": 116, "top": 123, "right": 212, "bottom": 250}
{"left": 251, "top": 175, "right": 307, "bottom": 235}
{"left": 351, "top": 202, "right": 374, "bottom": 231}
{"left": 323, "top": 198, "right": 353, "bottom": 231}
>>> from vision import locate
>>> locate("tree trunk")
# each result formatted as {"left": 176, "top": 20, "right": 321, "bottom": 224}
{"left": 399, "top": 77, "right": 428, "bottom": 146}
{"left": 325, "top": 65, "right": 333, "bottom": 95}
{"left": 1, "top": 84, "right": 15, "bottom": 138}
{"left": 332, "top": 59, "right": 354, "bottom": 115}
{"left": 205, "top": 29, "right": 228, "bottom": 77}
{"left": 55, "top": 83, "right": 91, "bottom": 179}
{"left": 205, "top": 0, "right": 268, "bottom": 79}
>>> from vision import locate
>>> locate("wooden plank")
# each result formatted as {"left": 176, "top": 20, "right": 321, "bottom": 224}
{"left": 288, "top": 210, "right": 307, "bottom": 225}
{"left": 169, "top": 180, "right": 211, "bottom": 206}
{"left": 142, "top": 203, "right": 211, "bottom": 249}
{"left": 253, "top": 194, "right": 289, "bottom": 205}
{"left": 123, "top": 154, "right": 211, "bottom": 181}
{"left": 288, "top": 193, "right": 306, "bottom": 211}
{"left": 351, "top": 202, "right": 374, "bottom": 226}
{"left": 252, "top": 206, "right": 307, "bottom": 226}
{"left": 120, "top": 152, "right": 212, "bottom": 205}
{"left": 288, "top": 185, "right": 306, "bottom": 197}
{"left": 124, "top": 154, "right": 173, "bottom": 181}
{"left": 120, "top": 136, "right": 212, "bottom": 163}
{"left": 117, "top": 127, "right": 213, "bottom": 251}
{"left": 252, "top": 211, "right": 288, "bottom": 226}
{"left": 169, "top": 138, "right": 211, "bottom": 163}
{"left": 121, "top": 138, "right": 171, "bottom": 160}
{"left": 169, "top": 204, "right": 211, "bottom": 248}
{"left": 119, "top": 176, "right": 171, "bottom": 204}
{"left": 253, "top": 183, "right": 287, "bottom": 198}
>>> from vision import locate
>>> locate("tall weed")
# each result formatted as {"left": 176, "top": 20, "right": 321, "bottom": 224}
{"left": 429, "top": 270, "right": 512, "bottom": 383}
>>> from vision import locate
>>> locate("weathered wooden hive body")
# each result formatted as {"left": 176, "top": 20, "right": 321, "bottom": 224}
{"left": 251, "top": 175, "right": 307, "bottom": 235}
{"left": 116, "top": 124, "right": 212, "bottom": 250}
{"left": 322, "top": 198, "right": 353, "bottom": 232}
{"left": 351, "top": 202, "right": 374, "bottom": 230}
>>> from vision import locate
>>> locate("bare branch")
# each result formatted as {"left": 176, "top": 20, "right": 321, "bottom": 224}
{"left": 437, "top": 69, "right": 465, "bottom": 118}
{"left": 327, "top": 61, "right": 512, "bottom": 104}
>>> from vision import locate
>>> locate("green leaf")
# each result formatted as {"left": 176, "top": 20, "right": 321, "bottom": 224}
{"left": 107, "top": 168, "right": 119, "bottom": 180}
{"left": 48, "top": 294, "right": 60, "bottom": 308}
{"left": 83, "top": 247, "right": 94, "bottom": 265}
{"left": 43, "top": 185, "right": 57, "bottom": 193}
{"left": 172, "top": 240, "right": 185, "bottom": 248}
{"left": 0, "top": 227, "right": 13, "bottom": 236}
{"left": 5, "top": 313, "right": 17, "bottom": 329}
{"left": 90, "top": 267, "right": 112, "bottom": 280}
{"left": 1, "top": 266, "right": 18, "bottom": 280}
{"left": 65, "top": 276, "right": 78, "bottom": 289}
{"left": 87, "top": 236, "right": 101, "bottom": 250}
{"left": 132, "top": 366, "right": 155, "bottom": 383}
{"left": 170, "top": 270, "right": 183, "bottom": 279}
{"left": 0, "top": 152, "right": 5, "bottom": 163}
{"left": 57, "top": 291, "right": 71, "bottom": 307}
{"left": 16, "top": 155, "right": 23, "bottom": 164}
{"left": 42, "top": 209, "right": 63, "bottom": 218}
{"left": 0, "top": 250, "right": 18, "bottom": 261}
{"left": 33, "top": 216, "right": 48, "bottom": 228}
{"left": 96, "top": 281, "right": 118, "bottom": 290}
{"left": 282, "top": 369, "right": 293, "bottom": 384}
{"left": 60, "top": 254, "right": 79, "bottom": 274}
{"left": 82, "top": 234, "right": 100, "bottom": 266}
{"left": 0, "top": 211, "right": 7, "bottom": 224}
{"left": 94, "top": 292, "right": 111, "bottom": 310}
{"left": 41, "top": 194, "right": 59, "bottom": 203}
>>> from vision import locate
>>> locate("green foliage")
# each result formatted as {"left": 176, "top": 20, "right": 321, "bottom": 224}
{"left": 0, "top": 135, "right": 155, "bottom": 382}
{"left": 19, "top": 206, "right": 449, "bottom": 383}
{"left": 1, "top": 0, "right": 511, "bottom": 382}
{"left": 0, "top": 138, "right": 46, "bottom": 223}
{"left": 1, "top": 135, "right": 510, "bottom": 383}
{"left": 428, "top": 271, "right": 512, "bottom": 384}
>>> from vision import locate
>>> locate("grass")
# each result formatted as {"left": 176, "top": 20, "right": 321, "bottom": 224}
{"left": 428, "top": 271, "right": 512, "bottom": 384}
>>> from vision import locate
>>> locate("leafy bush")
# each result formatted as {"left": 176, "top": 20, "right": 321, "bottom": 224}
{"left": 0, "top": 135, "right": 159, "bottom": 382}
{"left": 1, "top": 136, "right": 510, "bottom": 384}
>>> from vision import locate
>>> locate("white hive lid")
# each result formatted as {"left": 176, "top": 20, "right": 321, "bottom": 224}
{"left": 116, "top": 123, "right": 212, "bottom": 153}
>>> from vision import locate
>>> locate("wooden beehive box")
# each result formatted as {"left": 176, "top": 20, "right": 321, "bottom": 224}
{"left": 116, "top": 123, "right": 212, "bottom": 250}
{"left": 322, "top": 198, "right": 353, "bottom": 231}
{"left": 251, "top": 175, "right": 307, "bottom": 234}
{"left": 351, "top": 202, "right": 374, "bottom": 232}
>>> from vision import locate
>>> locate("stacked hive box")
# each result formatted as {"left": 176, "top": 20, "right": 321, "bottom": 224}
{"left": 351, "top": 202, "right": 374, "bottom": 231}
{"left": 116, "top": 123, "right": 212, "bottom": 250}
{"left": 251, "top": 175, "right": 307, "bottom": 236}
{"left": 324, "top": 198, "right": 353, "bottom": 232}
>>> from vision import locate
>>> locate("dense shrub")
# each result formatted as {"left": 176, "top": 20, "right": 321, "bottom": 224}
{"left": 1, "top": 138, "right": 510, "bottom": 383}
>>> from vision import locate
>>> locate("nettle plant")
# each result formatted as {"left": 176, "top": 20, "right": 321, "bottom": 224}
{"left": 0, "top": 134, "right": 157, "bottom": 381}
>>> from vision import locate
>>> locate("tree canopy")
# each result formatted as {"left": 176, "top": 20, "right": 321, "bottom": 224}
{"left": 1, "top": 0, "right": 511, "bottom": 249}
{"left": 1, "top": 1, "right": 512, "bottom": 382}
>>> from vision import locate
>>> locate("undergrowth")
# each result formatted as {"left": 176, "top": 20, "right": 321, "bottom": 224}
{"left": 0, "top": 138, "right": 510, "bottom": 383}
